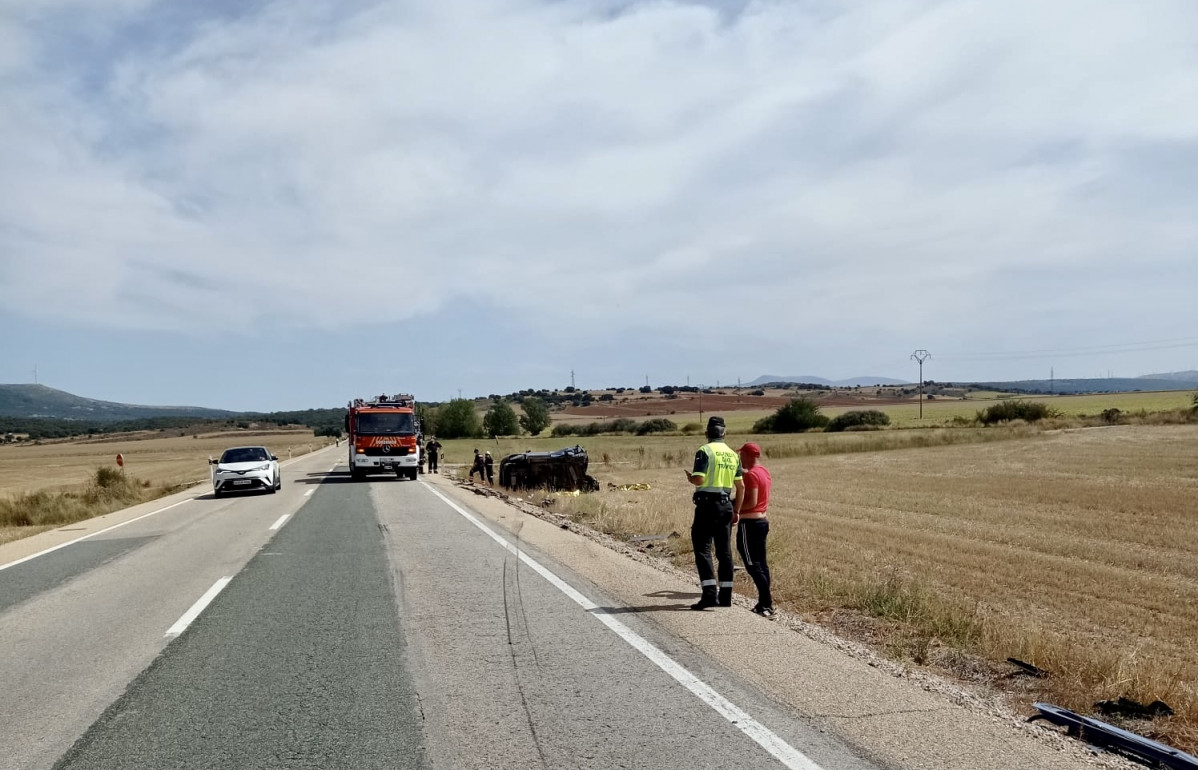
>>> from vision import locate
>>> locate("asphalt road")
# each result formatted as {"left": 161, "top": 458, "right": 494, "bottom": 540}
{"left": 0, "top": 449, "right": 877, "bottom": 770}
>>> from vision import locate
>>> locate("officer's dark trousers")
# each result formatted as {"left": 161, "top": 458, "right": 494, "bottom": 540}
{"left": 428, "top": 456, "right": 438, "bottom": 472}
{"left": 736, "top": 518, "right": 772, "bottom": 608}
{"left": 692, "top": 491, "right": 734, "bottom": 604}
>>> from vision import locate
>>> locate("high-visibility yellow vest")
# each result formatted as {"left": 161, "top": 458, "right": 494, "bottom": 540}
{"left": 695, "top": 441, "right": 742, "bottom": 491}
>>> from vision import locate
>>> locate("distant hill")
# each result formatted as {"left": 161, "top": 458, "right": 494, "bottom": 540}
{"left": 746, "top": 375, "right": 907, "bottom": 387}
{"left": 0, "top": 384, "right": 237, "bottom": 421}
{"left": 1139, "top": 370, "right": 1198, "bottom": 383}
{"left": 967, "top": 377, "right": 1198, "bottom": 395}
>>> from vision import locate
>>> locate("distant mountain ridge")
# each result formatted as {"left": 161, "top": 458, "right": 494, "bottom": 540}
{"left": 747, "top": 375, "right": 908, "bottom": 387}
{"left": 968, "top": 377, "right": 1198, "bottom": 395}
{"left": 1140, "top": 370, "right": 1198, "bottom": 382}
{"left": 0, "top": 384, "right": 236, "bottom": 421}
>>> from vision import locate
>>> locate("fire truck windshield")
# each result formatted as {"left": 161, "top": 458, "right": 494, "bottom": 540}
{"left": 356, "top": 412, "right": 415, "bottom": 435}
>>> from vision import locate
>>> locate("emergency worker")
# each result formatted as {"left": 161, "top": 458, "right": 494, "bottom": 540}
{"left": 425, "top": 437, "right": 442, "bottom": 473}
{"left": 469, "top": 449, "right": 486, "bottom": 483}
{"left": 685, "top": 416, "right": 743, "bottom": 610}
{"left": 735, "top": 442, "right": 774, "bottom": 618}
{"left": 484, "top": 451, "right": 495, "bottom": 485}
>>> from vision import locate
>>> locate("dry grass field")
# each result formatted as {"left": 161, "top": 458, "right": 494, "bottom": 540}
{"left": 0, "top": 429, "right": 332, "bottom": 497}
{"left": 0, "top": 429, "right": 335, "bottom": 545}
{"left": 460, "top": 424, "right": 1198, "bottom": 749}
{"left": 545, "top": 388, "right": 1195, "bottom": 430}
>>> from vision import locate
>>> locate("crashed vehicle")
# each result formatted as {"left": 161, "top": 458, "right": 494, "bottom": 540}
{"left": 499, "top": 445, "right": 599, "bottom": 493}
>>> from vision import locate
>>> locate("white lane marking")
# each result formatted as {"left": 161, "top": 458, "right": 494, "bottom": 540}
{"left": 304, "top": 489, "right": 315, "bottom": 497}
{"left": 269, "top": 514, "right": 292, "bottom": 531}
{"left": 423, "top": 484, "right": 822, "bottom": 770}
{"left": 0, "top": 499, "right": 193, "bottom": 573}
{"left": 165, "top": 577, "right": 232, "bottom": 638}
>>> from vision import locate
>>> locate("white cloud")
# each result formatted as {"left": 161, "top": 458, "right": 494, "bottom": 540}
{"left": 1, "top": 0, "right": 1196, "bottom": 375}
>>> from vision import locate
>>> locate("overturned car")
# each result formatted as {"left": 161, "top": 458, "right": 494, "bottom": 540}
{"left": 499, "top": 445, "right": 599, "bottom": 493}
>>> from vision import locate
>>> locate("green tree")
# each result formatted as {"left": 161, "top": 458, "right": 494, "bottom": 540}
{"left": 518, "top": 396, "right": 551, "bottom": 436}
{"left": 437, "top": 398, "right": 482, "bottom": 439}
{"left": 483, "top": 401, "right": 520, "bottom": 437}
{"left": 753, "top": 398, "right": 829, "bottom": 433}
{"left": 416, "top": 403, "right": 438, "bottom": 436}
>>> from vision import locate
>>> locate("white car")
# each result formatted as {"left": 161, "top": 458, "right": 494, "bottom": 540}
{"left": 210, "top": 446, "right": 281, "bottom": 497}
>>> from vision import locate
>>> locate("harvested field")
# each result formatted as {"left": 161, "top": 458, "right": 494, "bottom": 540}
{"left": 0, "top": 429, "right": 332, "bottom": 498}
{"left": 0, "top": 430, "right": 336, "bottom": 544}
{"left": 533, "top": 424, "right": 1198, "bottom": 750}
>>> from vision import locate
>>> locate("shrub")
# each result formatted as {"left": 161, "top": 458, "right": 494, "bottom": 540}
{"left": 977, "top": 400, "right": 1061, "bottom": 425}
{"left": 681, "top": 422, "right": 701, "bottom": 434}
{"left": 551, "top": 423, "right": 578, "bottom": 437}
{"left": 753, "top": 398, "right": 829, "bottom": 433}
{"left": 826, "top": 410, "right": 891, "bottom": 432}
{"left": 610, "top": 418, "right": 638, "bottom": 433}
{"left": 1100, "top": 408, "right": 1123, "bottom": 424}
{"left": 635, "top": 418, "right": 676, "bottom": 435}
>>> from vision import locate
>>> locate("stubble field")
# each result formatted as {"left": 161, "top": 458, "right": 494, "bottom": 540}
{"left": 447, "top": 423, "right": 1198, "bottom": 749}
{"left": 0, "top": 429, "right": 335, "bottom": 544}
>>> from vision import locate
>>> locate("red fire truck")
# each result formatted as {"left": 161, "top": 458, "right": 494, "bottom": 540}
{"left": 345, "top": 393, "right": 421, "bottom": 480}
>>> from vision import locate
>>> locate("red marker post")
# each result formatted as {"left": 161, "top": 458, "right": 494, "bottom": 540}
{"left": 116, "top": 453, "right": 124, "bottom": 472}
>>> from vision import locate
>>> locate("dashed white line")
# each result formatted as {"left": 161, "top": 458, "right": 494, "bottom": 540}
{"left": 304, "top": 489, "right": 315, "bottom": 497}
{"left": 0, "top": 499, "right": 193, "bottom": 573}
{"left": 423, "top": 484, "right": 823, "bottom": 770}
{"left": 269, "top": 514, "right": 292, "bottom": 531}
{"left": 165, "top": 577, "right": 232, "bottom": 638}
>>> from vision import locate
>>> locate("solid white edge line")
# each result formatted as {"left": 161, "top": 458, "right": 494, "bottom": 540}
{"left": 0, "top": 499, "right": 193, "bottom": 573}
{"left": 269, "top": 513, "right": 292, "bottom": 531}
{"left": 165, "top": 576, "right": 232, "bottom": 638}
{"left": 422, "top": 483, "right": 823, "bottom": 770}
{"left": 304, "top": 489, "right": 315, "bottom": 497}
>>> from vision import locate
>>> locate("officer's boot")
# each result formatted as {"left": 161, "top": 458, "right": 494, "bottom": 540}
{"left": 718, "top": 587, "right": 732, "bottom": 607}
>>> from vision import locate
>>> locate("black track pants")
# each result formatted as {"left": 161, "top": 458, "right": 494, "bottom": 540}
{"left": 736, "top": 518, "right": 772, "bottom": 608}
{"left": 428, "top": 456, "right": 438, "bottom": 472}
{"left": 692, "top": 493, "right": 734, "bottom": 603}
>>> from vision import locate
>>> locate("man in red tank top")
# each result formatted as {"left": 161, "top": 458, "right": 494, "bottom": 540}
{"left": 734, "top": 443, "right": 774, "bottom": 618}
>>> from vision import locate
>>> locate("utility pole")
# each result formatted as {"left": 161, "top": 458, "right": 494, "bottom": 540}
{"left": 570, "top": 369, "right": 575, "bottom": 390}
{"left": 33, "top": 364, "right": 37, "bottom": 385}
{"left": 910, "top": 350, "right": 931, "bottom": 419}
{"left": 1050, "top": 367, "right": 1054, "bottom": 395}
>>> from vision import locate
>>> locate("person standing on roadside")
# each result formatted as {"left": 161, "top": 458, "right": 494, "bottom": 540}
{"left": 425, "top": 437, "right": 442, "bottom": 473}
{"left": 484, "top": 451, "right": 495, "bottom": 486}
{"left": 735, "top": 442, "right": 774, "bottom": 618}
{"left": 685, "top": 416, "right": 743, "bottom": 610}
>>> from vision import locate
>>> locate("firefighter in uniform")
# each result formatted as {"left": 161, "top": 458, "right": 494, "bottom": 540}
{"left": 685, "top": 416, "right": 744, "bottom": 610}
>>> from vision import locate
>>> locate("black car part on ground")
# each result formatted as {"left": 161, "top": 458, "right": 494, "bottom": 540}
{"left": 1029, "top": 703, "right": 1198, "bottom": 770}
{"left": 498, "top": 445, "right": 599, "bottom": 493}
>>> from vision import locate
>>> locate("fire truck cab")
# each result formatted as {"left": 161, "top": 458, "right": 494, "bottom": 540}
{"left": 345, "top": 393, "right": 421, "bottom": 480}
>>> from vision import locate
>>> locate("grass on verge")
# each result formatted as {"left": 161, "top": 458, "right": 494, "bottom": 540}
{"left": 0, "top": 466, "right": 189, "bottom": 545}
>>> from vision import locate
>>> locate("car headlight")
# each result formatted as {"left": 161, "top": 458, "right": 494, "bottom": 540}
{"left": 255, "top": 463, "right": 270, "bottom": 471}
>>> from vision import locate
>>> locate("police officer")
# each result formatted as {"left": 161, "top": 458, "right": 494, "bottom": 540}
{"left": 685, "top": 415, "right": 744, "bottom": 610}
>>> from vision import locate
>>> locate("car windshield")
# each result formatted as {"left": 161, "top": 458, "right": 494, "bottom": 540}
{"left": 356, "top": 412, "right": 415, "bottom": 435}
{"left": 220, "top": 447, "right": 269, "bottom": 464}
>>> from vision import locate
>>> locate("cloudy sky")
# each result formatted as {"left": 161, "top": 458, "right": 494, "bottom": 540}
{"left": 2, "top": 0, "right": 1196, "bottom": 411}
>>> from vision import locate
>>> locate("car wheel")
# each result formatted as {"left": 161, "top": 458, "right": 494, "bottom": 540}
{"left": 213, "top": 488, "right": 222, "bottom": 498}
{"left": 275, "top": 473, "right": 282, "bottom": 490}
{"left": 408, "top": 468, "right": 418, "bottom": 481}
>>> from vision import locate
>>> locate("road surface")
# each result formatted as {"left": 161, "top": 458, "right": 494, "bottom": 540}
{"left": 0, "top": 446, "right": 1117, "bottom": 769}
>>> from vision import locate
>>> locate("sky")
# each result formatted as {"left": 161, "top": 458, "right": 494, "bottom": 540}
{"left": 2, "top": 0, "right": 1197, "bottom": 412}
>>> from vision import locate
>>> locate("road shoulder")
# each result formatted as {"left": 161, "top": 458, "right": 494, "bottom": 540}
{"left": 425, "top": 474, "right": 1130, "bottom": 770}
